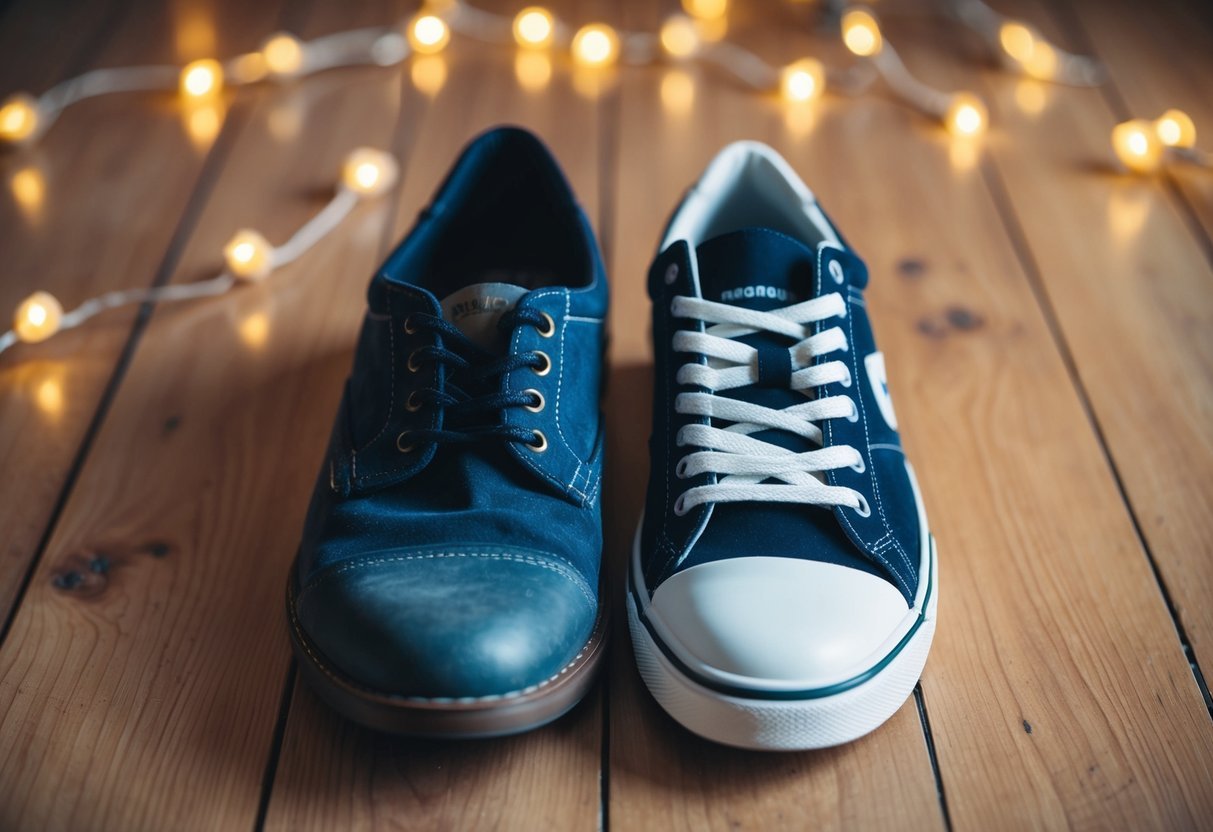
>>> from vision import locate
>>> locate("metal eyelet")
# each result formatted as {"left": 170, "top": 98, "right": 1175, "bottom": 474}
{"left": 829, "top": 260, "right": 845, "bottom": 284}
{"left": 853, "top": 494, "right": 871, "bottom": 517}
{"left": 403, "top": 316, "right": 417, "bottom": 335}
{"left": 407, "top": 349, "right": 424, "bottom": 373}
{"left": 664, "top": 263, "right": 679, "bottom": 285}
{"left": 851, "top": 454, "right": 866, "bottom": 473}
{"left": 675, "top": 457, "right": 689, "bottom": 478}
{"left": 536, "top": 311, "right": 555, "bottom": 338}
{"left": 673, "top": 494, "right": 688, "bottom": 516}
{"left": 396, "top": 431, "right": 416, "bottom": 453}
{"left": 528, "top": 429, "right": 548, "bottom": 452}
{"left": 532, "top": 350, "right": 552, "bottom": 376}
{"left": 405, "top": 390, "right": 423, "bottom": 412}
{"left": 523, "top": 388, "right": 545, "bottom": 413}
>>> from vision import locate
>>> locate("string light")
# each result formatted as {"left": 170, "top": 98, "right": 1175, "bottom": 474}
{"left": 224, "top": 230, "right": 275, "bottom": 281}
{"left": 262, "top": 32, "right": 306, "bottom": 78}
{"left": 180, "top": 59, "right": 224, "bottom": 99}
{"left": 571, "top": 24, "right": 620, "bottom": 68}
{"left": 0, "top": 92, "right": 40, "bottom": 145}
{"left": 945, "top": 92, "right": 988, "bottom": 138}
{"left": 682, "top": 0, "right": 728, "bottom": 21}
{"left": 408, "top": 14, "right": 451, "bottom": 55}
{"left": 14, "top": 292, "right": 63, "bottom": 344}
{"left": 342, "top": 147, "right": 400, "bottom": 196}
{"left": 949, "top": 0, "right": 1103, "bottom": 86}
{"left": 1155, "top": 109, "right": 1195, "bottom": 148}
{"left": 1112, "top": 120, "right": 1163, "bottom": 174}
{"left": 513, "top": 7, "right": 555, "bottom": 48}
{"left": 781, "top": 58, "right": 825, "bottom": 103}
{"left": 842, "top": 8, "right": 883, "bottom": 57}
{"left": 998, "top": 21, "right": 1037, "bottom": 64}
{"left": 660, "top": 15, "right": 701, "bottom": 59}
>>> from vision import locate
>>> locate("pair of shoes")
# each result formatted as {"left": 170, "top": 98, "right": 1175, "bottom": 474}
{"left": 287, "top": 127, "right": 937, "bottom": 750}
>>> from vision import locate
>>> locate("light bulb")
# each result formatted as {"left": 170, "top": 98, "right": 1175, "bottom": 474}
{"left": 180, "top": 59, "right": 223, "bottom": 99}
{"left": 342, "top": 147, "right": 400, "bottom": 197}
{"left": 1155, "top": 109, "right": 1196, "bottom": 148}
{"left": 408, "top": 14, "right": 450, "bottom": 55}
{"left": 1023, "top": 41, "right": 1057, "bottom": 81}
{"left": 571, "top": 24, "right": 620, "bottom": 68}
{"left": 262, "top": 32, "right": 305, "bottom": 77}
{"left": 998, "top": 21, "right": 1037, "bottom": 64}
{"left": 842, "top": 8, "right": 882, "bottom": 57}
{"left": 513, "top": 7, "right": 555, "bottom": 48}
{"left": 223, "top": 229, "right": 274, "bottom": 281}
{"left": 945, "top": 93, "right": 988, "bottom": 138}
{"left": 681, "top": 0, "right": 728, "bottom": 20}
{"left": 781, "top": 58, "right": 825, "bottom": 103}
{"left": 0, "top": 92, "right": 40, "bottom": 144}
{"left": 1112, "top": 119, "right": 1164, "bottom": 174}
{"left": 660, "top": 15, "right": 700, "bottom": 58}
{"left": 14, "top": 291, "right": 63, "bottom": 344}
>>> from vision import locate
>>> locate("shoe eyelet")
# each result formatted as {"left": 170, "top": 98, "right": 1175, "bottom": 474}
{"left": 523, "top": 388, "right": 545, "bottom": 413}
{"left": 664, "top": 263, "right": 679, "bottom": 285}
{"left": 532, "top": 350, "right": 552, "bottom": 376}
{"left": 829, "top": 260, "right": 845, "bottom": 284}
{"left": 675, "top": 457, "right": 689, "bottom": 478}
{"left": 851, "top": 454, "right": 866, "bottom": 473}
{"left": 536, "top": 311, "right": 556, "bottom": 338}
{"left": 407, "top": 348, "right": 424, "bottom": 373}
{"left": 405, "top": 390, "right": 424, "bottom": 412}
{"left": 396, "top": 431, "right": 416, "bottom": 453}
{"left": 853, "top": 494, "right": 871, "bottom": 517}
{"left": 403, "top": 316, "right": 417, "bottom": 335}
{"left": 673, "top": 494, "right": 689, "bottom": 516}
{"left": 846, "top": 403, "right": 860, "bottom": 423}
{"left": 527, "top": 429, "right": 548, "bottom": 452}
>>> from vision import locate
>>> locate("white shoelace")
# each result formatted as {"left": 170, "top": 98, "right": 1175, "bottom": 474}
{"left": 670, "top": 292, "right": 870, "bottom": 517}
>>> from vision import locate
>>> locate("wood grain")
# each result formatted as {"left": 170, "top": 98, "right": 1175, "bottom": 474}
{"left": 0, "top": 1, "right": 409, "bottom": 827}
{"left": 263, "top": 2, "right": 611, "bottom": 829}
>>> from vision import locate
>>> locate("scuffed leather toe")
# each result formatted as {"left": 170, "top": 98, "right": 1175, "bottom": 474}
{"left": 295, "top": 549, "right": 598, "bottom": 700}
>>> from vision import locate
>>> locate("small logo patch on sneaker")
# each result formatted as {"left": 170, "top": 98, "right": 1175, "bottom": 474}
{"left": 719, "top": 285, "right": 800, "bottom": 304}
{"left": 864, "top": 351, "right": 898, "bottom": 431}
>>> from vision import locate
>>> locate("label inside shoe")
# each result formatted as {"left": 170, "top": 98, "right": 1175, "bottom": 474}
{"left": 440, "top": 282, "right": 529, "bottom": 348}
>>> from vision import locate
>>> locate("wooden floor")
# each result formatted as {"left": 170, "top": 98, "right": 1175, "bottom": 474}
{"left": 2, "top": 0, "right": 1212, "bottom": 828}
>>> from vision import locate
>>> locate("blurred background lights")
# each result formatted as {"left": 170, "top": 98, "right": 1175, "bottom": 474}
{"left": 945, "top": 93, "right": 988, "bottom": 138}
{"left": 14, "top": 292, "right": 63, "bottom": 344}
{"left": 180, "top": 58, "right": 223, "bottom": 98}
{"left": 781, "top": 58, "right": 825, "bottom": 103}
{"left": 1154, "top": 109, "right": 1195, "bottom": 148}
{"left": 842, "top": 8, "right": 882, "bottom": 57}
{"left": 660, "top": 15, "right": 700, "bottom": 59}
{"left": 0, "top": 93, "right": 39, "bottom": 144}
{"left": 513, "top": 7, "right": 555, "bottom": 48}
{"left": 408, "top": 14, "right": 450, "bottom": 54}
{"left": 1112, "top": 119, "right": 1164, "bottom": 174}
{"left": 342, "top": 147, "right": 400, "bottom": 196}
{"left": 571, "top": 24, "right": 619, "bottom": 68}
{"left": 224, "top": 230, "right": 274, "bottom": 281}
{"left": 262, "top": 32, "right": 305, "bottom": 77}
{"left": 682, "top": 0, "right": 728, "bottom": 20}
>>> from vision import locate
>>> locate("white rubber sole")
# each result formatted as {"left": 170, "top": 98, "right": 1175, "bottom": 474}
{"left": 627, "top": 537, "right": 937, "bottom": 751}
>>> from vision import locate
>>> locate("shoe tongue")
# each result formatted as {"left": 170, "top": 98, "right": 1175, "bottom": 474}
{"left": 694, "top": 228, "right": 815, "bottom": 310}
{"left": 439, "top": 282, "right": 529, "bottom": 349}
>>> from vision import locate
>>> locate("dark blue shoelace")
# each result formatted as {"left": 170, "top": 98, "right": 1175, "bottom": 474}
{"left": 403, "top": 307, "right": 548, "bottom": 448}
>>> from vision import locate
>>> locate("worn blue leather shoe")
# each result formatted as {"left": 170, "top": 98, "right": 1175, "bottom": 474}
{"left": 629, "top": 142, "right": 938, "bottom": 750}
{"left": 289, "top": 127, "right": 608, "bottom": 737}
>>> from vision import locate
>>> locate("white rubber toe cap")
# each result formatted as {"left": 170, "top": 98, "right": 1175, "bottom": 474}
{"left": 647, "top": 557, "right": 911, "bottom": 691}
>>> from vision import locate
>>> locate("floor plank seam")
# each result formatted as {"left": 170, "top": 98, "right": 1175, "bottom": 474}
{"left": 914, "top": 684, "right": 953, "bottom": 832}
{"left": 0, "top": 102, "right": 249, "bottom": 652}
{"left": 253, "top": 660, "right": 298, "bottom": 832}
{"left": 978, "top": 154, "right": 1213, "bottom": 722}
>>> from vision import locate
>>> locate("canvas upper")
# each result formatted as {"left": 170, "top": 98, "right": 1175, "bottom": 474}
{"left": 293, "top": 127, "right": 608, "bottom": 700}
{"left": 634, "top": 142, "right": 932, "bottom": 692}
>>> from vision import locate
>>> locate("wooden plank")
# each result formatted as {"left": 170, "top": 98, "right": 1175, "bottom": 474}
{"left": 263, "top": 2, "right": 611, "bottom": 829}
{"left": 872, "top": 4, "right": 1213, "bottom": 827}
{"left": 0, "top": 1, "right": 410, "bottom": 827}
{"left": 1022, "top": 0, "right": 1213, "bottom": 676}
{"left": 0, "top": 0, "right": 284, "bottom": 628}
{"left": 605, "top": 5, "right": 946, "bottom": 831}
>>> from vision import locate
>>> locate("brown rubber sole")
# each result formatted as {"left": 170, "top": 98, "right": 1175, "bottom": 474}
{"left": 286, "top": 577, "right": 607, "bottom": 738}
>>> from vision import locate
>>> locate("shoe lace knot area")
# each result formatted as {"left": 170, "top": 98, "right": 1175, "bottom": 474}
{"left": 669, "top": 292, "right": 869, "bottom": 517}
{"left": 396, "top": 307, "right": 551, "bottom": 453}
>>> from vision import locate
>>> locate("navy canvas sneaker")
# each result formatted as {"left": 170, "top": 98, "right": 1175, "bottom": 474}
{"left": 629, "top": 142, "right": 937, "bottom": 750}
{"left": 289, "top": 127, "right": 608, "bottom": 737}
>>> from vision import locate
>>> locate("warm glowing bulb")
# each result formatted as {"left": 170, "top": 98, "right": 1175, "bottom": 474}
{"left": 513, "top": 7, "right": 555, "bottom": 48}
{"left": 945, "top": 93, "right": 988, "bottom": 138}
{"left": 262, "top": 32, "right": 305, "bottom": 77}
{"left": 572, "top": 24, "right": 620, "bottom": 68}
{"left": 1023, "top": 41, "right": 1057, "bottom": 80}
{"left": 842, "top": 8, "right": 882, "bottom": 57}
{"left": 408, "top": 14, "right": 450, "bottom": 55}
{"left": 14, "top": 291, "right": 63, "bottom": 344}
{"left": 180, "top": 59, "right": 223, "bottom": 99}
{"left": 660, "top": 15, "right": 700, "bottom": 58}
{"left": 223, "top": 229, "right": 274, "bottom": 281}
{"left": 1155, "top": 109, "right": 1196, "bottom": 148}
{"left": 0, "top": 92, "right": 40, "bottom": 144}
{"left": 681, "top": 0, "right": 728, "bottom": 20}
{"left": 781, "top": 58, "right": 826, "bottom": 103}
{"left": 342, "top": 147, "right": 400, "bottom": 197}
{"left": 1112, "top": 119, "right": 1164, "bottom": 174}
{"left": 998, "top": 21, "right": 1037, "bottom": 64}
